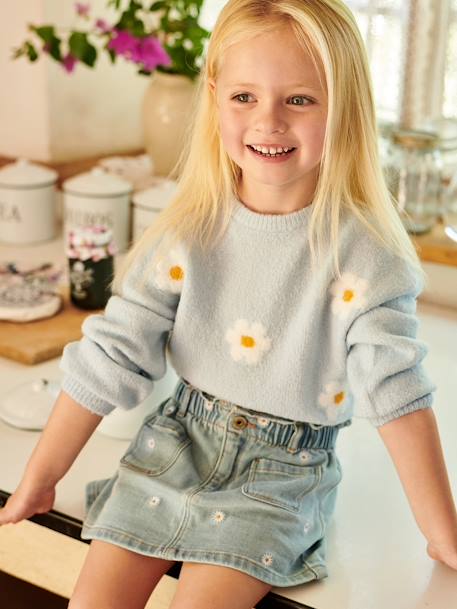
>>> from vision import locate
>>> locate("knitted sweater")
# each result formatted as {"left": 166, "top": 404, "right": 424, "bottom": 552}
{"left": 60, "top": 197, "right": 437, "bottom": 427}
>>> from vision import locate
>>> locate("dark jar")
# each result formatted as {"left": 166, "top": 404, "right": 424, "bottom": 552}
{"left": 68, "top": 256, "right": 113, "bottom": 309}
{"left": 66, "top": 225, "right": 116, "bottom": 310}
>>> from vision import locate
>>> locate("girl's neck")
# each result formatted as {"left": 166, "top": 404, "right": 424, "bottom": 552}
{"left": 237, "top": 175, "right": 317, "bottom": 215}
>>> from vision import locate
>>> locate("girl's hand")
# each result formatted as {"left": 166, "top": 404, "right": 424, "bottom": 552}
{"left": 0, "top": 481, "right": 55, "bottom": 525}
{"left": 427, "top": 541, "right": 457, "bottom": 571}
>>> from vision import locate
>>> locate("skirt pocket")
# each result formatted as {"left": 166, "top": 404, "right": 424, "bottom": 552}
{"left": 241, "top": 457, "right": 322, "bottom": 513}
{"left": 120, "top": 408, "right": 191, "bottom": 477}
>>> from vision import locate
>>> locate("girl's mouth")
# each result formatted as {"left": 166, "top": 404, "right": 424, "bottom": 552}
{"left": 246, "top": 145, "right": 297, "bottom": 161}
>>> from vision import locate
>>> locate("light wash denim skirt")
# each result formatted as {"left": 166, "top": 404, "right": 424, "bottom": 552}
{"left": 82, "top": 377, "right": 351, "bottom": 587}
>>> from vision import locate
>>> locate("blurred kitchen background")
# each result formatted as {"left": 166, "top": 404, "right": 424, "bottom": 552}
{"left": 0, "top": 3, "right": 457, "bottom": 608}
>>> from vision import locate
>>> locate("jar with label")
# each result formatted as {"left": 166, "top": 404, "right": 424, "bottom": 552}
{"left": 67, "top": 226, "right": 116, "bottom": 310}
{"left": 383, "top": 128, "right": 443, "bottom": 234}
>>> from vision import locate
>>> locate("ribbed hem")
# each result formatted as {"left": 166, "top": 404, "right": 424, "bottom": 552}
{"left": 60, "top": 376, "right": 116, "bottom": 416}
{"left": 370, "top": 393, "right": 434, "bottom": 428}
{"left": 231, "top": 196, "right": 312, "bottom": 232}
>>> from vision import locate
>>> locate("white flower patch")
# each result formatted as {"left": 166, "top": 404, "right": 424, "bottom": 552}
{"left": 299, "top": 450, "right": 311, "bottom": 463}
{"left": 153, "top": 246, "right": 186, "bottom": 294}
{"left": 261, "top": 552, "right": 274, "bottom": 567}
{"left": 329, "top": 272, "right": 368, "bottom": 320}
{"left": 303, "top": 521, "right": 312, "bottom": 534}
{"left": 257, "top": 417, "right": 270, "bottom": 427}
{"left": 148, "top": 496, "right": 161, "bottom": 507}
{"left": 225, "top": 319, "right": 272, "bottom": 365}
{"left": 210, "top": 510, "right": 226, "bottom": 524}
{"left": 318, "top": 381, "right": 350, "bottom": 421}
{"left": 147, "top": 438, "right": 156, "bottom": 449}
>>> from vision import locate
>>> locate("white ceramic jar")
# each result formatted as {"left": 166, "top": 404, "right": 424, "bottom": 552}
{"left": 63, "top": 168, "right": 132, "bottom": 252}
{"left": 0, "top": 158, "right": 58, "bottom": 244}
{"left": 132, "top": 179, "right": 178, "bottom": 242}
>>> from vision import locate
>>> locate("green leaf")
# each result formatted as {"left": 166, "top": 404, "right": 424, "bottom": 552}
{"left": 69, "top": 31, "right": 97, "bottom": 67}
{"left": 32, "top": 25, "right": 56, "bottom": 44}
{"left": 149, "top": 1, "right": 167, "bottom": 9}
{"left": 25, "top": 41, "right": 39, "bottom": 62}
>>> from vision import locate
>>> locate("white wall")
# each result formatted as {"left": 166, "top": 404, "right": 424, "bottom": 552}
{"left": 0, "top": 1, "right": 50, "bottom": 160}
{"left": 0, "top": 0, "right": 150, "bottom": 162}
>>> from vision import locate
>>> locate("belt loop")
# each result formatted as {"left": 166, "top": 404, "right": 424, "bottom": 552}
{"left": 175, "top": 378, "right": 192, "bottom": 418}
{"left": 286, "top": 422, "right": 301, "bottom": 453}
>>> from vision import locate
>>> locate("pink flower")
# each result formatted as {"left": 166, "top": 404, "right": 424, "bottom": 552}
{"left": 108, "top": 30, "right": 137, "bottom": 56}
{"left": 62, "top": 53, "right": 77, "bottom": 73}
{"left": 108, "top": 30, "right": 171, "bottom": 71}
{"left": 75, "top": 3, "right": 90, "bottom": 18}
{"left": 132, "top": 36, "right": 172, "bottom": 71}
{"left": 95, "top": 18, "right": 112, "bottom": 34}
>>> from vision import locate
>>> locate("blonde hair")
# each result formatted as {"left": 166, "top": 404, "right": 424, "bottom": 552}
{"left": 113, "top": 0, "right": 426, "bottom": 293}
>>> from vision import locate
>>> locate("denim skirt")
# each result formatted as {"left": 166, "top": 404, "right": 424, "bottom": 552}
{"left": 82, "top": 377, "right": 351, "bottom": 587}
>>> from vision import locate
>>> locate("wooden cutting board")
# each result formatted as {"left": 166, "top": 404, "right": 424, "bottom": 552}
{"left": 0, "top": 289, "right": 102, "bottom": 365}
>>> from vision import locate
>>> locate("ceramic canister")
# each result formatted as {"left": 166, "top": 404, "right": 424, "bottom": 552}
{"left": 0, "top": 159, "right": 58, "bottom": 244}
{"left": 63, "top": 168, "right": 132, "bottom": 252}
{"left": 132, "top": 178, "right": 178, "bottom": 242}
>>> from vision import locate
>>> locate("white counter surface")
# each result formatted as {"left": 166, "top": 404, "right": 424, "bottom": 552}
{"left": 1, "top": 239, "right": 457, "bottom": 608}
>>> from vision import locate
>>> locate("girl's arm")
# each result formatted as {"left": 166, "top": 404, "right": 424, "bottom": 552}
{"left": 378, "top": 407, "right": 457, "bottom": 569}
{"left": 0, "top": 390, "right": 102, "bottom": 525}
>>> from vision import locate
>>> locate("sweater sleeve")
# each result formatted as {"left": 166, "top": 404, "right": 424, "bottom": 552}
{"left": 59, "top": 244, "right": 181, "bottom": 416}
{"left": 345, "top": 259, "right": 437, "bottom": 428}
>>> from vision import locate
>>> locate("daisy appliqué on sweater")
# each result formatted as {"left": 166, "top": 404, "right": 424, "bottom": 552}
{"left": 318, "top": 380, "right": 351, "bottom": 421}
{"left": 225, "top": 319, "right": 272, "bottom": 365}
{"left": 330, "top": 271, "right": 368, "bottom": 319}
{"left": 152, "top": 244, "right": 187, "bottom": 294}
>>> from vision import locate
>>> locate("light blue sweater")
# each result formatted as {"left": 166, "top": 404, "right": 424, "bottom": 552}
{"left": 60, "top": 197, "right": 437, "bottom": 427}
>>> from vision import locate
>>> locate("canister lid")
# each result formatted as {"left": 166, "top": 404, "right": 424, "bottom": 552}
{"left": 392, "top": 129, "right": 440, "bottom": 150}
{"left": 63, "top": 167, "right": 132, "bottom": 197}
{"left": 132, "top": 179, "right": 178, "bottom": 210}
{"left": 0, "top": 158, "right": 58, "bottom": 188}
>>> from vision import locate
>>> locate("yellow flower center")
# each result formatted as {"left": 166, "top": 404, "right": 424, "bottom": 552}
{"left": 169, "top": 265, "right": 184, "bottom": 281}
{"left": 241, "top": 335, "right": 256, "bottom": 348}
{"left": 334, "top": 391, "right": 345, "bottom": 405}
{"left": 342, "top": 289, "right": 354, "bottom": 302}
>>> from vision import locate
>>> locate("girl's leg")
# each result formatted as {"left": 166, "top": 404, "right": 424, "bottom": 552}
{"left": 168, "top": 562, "right": 273, "bottom": 609}
{"left": 68, "top": 539, "right": 176, "bottom": 609}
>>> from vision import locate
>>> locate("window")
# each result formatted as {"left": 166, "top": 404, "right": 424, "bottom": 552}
{"left": 444, "top": 0, "right": 457, "bottom": 118}
{"left": 344, "top": 1, "right": 407, "bottom": 123}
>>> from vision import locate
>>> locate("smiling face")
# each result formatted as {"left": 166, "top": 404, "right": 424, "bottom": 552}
{"left": 209, "top": 24, "right": 328, "bottom": 214}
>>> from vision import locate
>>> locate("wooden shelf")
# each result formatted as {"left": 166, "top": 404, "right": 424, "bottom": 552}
{"left": 411, "top": 220, "right": 457, "bottom": 268}
{"left": 1, "top": 155, "right": 457, "bottom": 268}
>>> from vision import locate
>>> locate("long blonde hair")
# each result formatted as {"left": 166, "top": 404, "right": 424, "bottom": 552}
{"left": 113, "top": 0, "right": 426, "bottom": 293}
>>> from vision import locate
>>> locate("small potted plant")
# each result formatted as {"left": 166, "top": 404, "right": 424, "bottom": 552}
{"left": 13, "top": 1, "right": 211, "bottom": 176}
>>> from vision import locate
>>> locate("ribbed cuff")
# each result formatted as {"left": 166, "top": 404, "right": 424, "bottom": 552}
{"left": 60, "top": 376, "right": 116, "bottom": 417}
{"left": 370, "top": 393, "right": 434, "bottom": 428}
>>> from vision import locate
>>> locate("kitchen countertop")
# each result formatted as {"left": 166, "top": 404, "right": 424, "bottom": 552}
{"left": 0, "top": 238, "right": 456, "bottom": 608}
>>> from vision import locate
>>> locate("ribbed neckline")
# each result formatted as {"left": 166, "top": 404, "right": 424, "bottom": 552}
{"left": 231, "top": 196, "right": 312, "bottom": 232}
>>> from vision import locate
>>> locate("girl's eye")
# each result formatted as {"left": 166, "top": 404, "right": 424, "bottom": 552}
{"left": 289, "top": 95, "right": 313, "bottom": 106}
{"left": 233, "top": 93, "right": 252, "bottom": 103}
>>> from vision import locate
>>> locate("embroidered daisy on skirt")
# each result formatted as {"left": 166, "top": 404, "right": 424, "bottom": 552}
{"left": 225, "top": 319, "right": 272, "bottom": 365}
{"left": 330, "top": 271, "right": 368, "bottom": 319}
{"left": 318, "top": 380, "right": 351, "bottom": 421}
{"left": 153, "top": 246, "right": 186, "bottom": 294}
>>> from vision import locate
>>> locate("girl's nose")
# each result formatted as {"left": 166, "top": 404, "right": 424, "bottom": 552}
{"left": 253, "top": 102, "right": 288, "bottom": 135}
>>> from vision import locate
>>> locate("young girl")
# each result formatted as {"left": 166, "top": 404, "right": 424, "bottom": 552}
{"left": 1, "top": 0, "right": 456, "bottom": 607}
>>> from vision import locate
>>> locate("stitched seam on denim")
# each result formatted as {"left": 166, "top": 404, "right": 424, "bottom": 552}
{"left": 81, "top": 524, "right": 319, "bottom": 582}
{"left": 159, "top": 412, "right": 233, "bottom": 553}
{"left": 120, "top": 438, "right": 192, "bottom": 477}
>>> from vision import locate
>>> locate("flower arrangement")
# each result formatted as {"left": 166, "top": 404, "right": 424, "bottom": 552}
{"left": 13, "top": 1, "right": 210, "bottom": 80}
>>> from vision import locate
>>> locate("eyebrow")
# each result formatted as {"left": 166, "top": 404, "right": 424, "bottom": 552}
{"left": 225, "top": 82, "right": 322, "bottom": 91}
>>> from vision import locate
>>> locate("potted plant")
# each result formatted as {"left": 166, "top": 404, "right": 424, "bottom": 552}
{"left": 13, "top": 1, "right": 211, "bottom": 176}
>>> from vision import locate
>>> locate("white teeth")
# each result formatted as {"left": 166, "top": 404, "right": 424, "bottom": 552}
{"left": 251, "top": 145, "right": 293, "bottom": 155}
